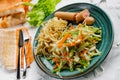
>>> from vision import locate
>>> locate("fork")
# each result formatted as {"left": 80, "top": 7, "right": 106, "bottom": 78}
{"left": 22, "top": 31, "right": 29, "bottom": 79}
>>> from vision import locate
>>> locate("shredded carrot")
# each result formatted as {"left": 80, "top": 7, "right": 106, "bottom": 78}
{"left": 64, "top": 41, "right": 76, "bottom": 47}
{"left": 57, "top": 44, "right": 62, "bottom": 48}
{"left": 63, "top": 30, "right": 82, "bottom": 47}
{"left": 79, "top": 52, "right": 85, "bottom": 58}
{"left": 58, "top": 33, "right": 71, "bottom": 48}
{"left": 59, "top": 33, "right": 71, "bottom": 43}
{"left": 69, "top": 59, "right": 73, "bottom": 63}
{"left": 75, "top": 36, "right": 79, "bottom": 41}
{"left": 74, "top": 28, "right": 82, "bottom": 42}
{"left": 83, "top": 50, "right": 87, "bottom": 53}
{"left": 93, "top": 40, "right": 97, "bottom": 43}
{"left": 55, "top": 52, "right": 61, "bottom": 56}
{"left": 77, "top": 24, "right": 81, "bottom": 28}
{"left": 53, "top": 63, "right": 59, "bottom": 69}
{"left": 52, "top": 58, "right": 59, "bottom": 63}
{"left": 62, "top": 58, "right": 67, "bottom": 61}
{"left": 69, "top": 26, "right": 75, "bottom": 30}
{"left": 79, "top": 50, "right": 88, "bottom": 58}
{"left": 62, "top": 52, "right": 69, "bottom": 57}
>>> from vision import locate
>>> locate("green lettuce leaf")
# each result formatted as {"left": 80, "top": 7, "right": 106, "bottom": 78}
{"left": 26, "top": 0, "right": 61, "bottom": 27}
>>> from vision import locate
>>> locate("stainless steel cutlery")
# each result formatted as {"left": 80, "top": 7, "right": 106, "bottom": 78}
{"left": 17, "top": 30, "right": 29, "bottom": 80}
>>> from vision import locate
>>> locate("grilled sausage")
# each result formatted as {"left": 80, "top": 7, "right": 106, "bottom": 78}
{"left": 54, "top": 11, "right": 77, "bottom": 21}
{"left": 83, "top": 16, "right": 95, "bottom": 25}
{"left": 76, "top": 9, "right": 90, "bottom": 23}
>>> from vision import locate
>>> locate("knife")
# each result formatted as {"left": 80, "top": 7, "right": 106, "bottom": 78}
{"left": 17, "top": 30, "right": 24, "bottom": 80}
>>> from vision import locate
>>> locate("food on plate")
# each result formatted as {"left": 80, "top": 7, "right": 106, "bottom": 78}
{"left": 54, "top": 11, "right": 77, "bottom": 21}
{"left": 0, "top": 27, "right": 34, "bottom": 70}
{"left": 0, "top": 0, "right": 30, "bottom": 28}
{"left": 75, "top": 9, "right": 90, "bottom": 23}
{"left": 37, "top": 17, "right": 68, "bottom": 55}
{"left": 26, "top": 0, "right": 61, "bottom": 27}
{"left": 83, "top": 16, "right": 95, "bottom": 25}
{"left": 54, "top": 9, "right": 94, "bottom": 25}
{"left": 36, "top": 17, "right": 102, "bottom": 75}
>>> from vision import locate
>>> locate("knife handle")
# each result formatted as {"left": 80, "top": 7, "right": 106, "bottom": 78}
{"left": 17, "top": 48, "right": 21, "bottom": 79}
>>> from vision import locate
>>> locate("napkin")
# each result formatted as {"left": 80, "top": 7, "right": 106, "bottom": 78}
{"left": 0, "top": 27, "right": 34, "bottom": 70}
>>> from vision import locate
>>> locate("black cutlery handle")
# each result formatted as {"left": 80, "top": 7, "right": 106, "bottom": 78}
{"left": 17, "top": 49, "right": 21, "bottom": 79}
{"left": 23, "top": 70, "right": 26, "bottom": 79}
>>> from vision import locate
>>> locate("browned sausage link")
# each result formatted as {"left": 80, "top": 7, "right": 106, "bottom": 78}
{"left": 54, "top": 11, "right": 77, "bottom": 21}
{"left": 75, "top": 12, "right": 84, "bottom": 23}
{"left": 83, "top": 16, "right": 95, "bottom": 25}
{"left": 76, "top": 9, "right": 90, "bottom": 23}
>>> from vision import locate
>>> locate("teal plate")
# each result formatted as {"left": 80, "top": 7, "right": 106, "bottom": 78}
{"left": 33, "top": 3, "right": 114, "bottom": 79}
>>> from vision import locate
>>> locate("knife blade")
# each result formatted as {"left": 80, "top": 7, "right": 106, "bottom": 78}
{"left": 17, "top": 30, "right": 24, "bottom": 80}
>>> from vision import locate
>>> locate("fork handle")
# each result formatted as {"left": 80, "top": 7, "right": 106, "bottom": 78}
{"left": 22, "top": 46, "right": 27, "bottom": 79}
{"left": 23, "top": 70, "right": 26, "bottom": 79}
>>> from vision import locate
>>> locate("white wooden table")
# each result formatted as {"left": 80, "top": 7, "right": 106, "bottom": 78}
{"left": 1, "top": 0, "right": 120, "bottom": 80}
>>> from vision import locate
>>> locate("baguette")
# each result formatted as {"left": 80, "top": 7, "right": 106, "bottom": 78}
{"left": 0, "top": 0, "right": 31, "bottom": 28}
